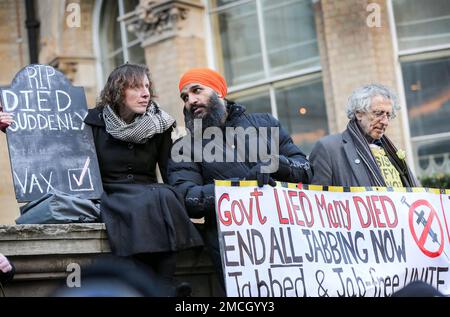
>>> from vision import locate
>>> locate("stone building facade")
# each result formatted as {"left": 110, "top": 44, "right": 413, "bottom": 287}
{"left": 0, "top": 0, "right": 449, "bottom": 226}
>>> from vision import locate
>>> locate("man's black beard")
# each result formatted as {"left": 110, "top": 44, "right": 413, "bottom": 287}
{"left": 184, "top": 93, "right": 227, "bottom": 133}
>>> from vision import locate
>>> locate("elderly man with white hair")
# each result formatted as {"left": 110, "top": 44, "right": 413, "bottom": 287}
{"left": 309, "top": 83, "right": 419, "bottom": 187}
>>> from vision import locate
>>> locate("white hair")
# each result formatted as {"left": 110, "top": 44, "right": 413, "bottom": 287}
{"left": 346, "top": 84, "right": 400, "bottom": 120}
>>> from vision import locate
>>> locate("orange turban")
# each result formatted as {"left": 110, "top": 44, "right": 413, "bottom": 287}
{"left": 179, "top": 68, "right": 227, "bottom": 98}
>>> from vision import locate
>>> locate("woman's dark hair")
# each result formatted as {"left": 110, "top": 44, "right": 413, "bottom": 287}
{"left": 96, "top": 63, "right": 155, "bottom": 114}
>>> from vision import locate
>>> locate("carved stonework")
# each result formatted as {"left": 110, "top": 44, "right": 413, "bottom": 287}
{"left": 50, "top": 59, "right": 78, "bottom": 83}
{"left": 120, "top": 0, "right": 203, "bottom": 46}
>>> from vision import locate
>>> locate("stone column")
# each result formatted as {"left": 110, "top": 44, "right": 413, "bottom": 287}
{"left": 122, "top": 0, "right": 208, "bottom": 131}
{"left": 315, "top": 0, "right": 405, "bottom": 149}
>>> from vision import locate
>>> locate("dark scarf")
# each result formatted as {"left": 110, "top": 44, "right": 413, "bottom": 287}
{"left": 347, "top": 119, "right": 419, "bottom": 187}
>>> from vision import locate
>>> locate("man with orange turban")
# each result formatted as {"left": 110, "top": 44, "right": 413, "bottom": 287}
{"left": 168, "top": 68, "right": 312, "bottom": 293}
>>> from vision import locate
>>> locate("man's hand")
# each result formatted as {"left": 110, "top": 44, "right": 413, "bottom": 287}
{"left": 245, "top": 163, "right": 276, "bottom": 188}
{"left": 0, "top": 254, "right": 12, "bottom": 273}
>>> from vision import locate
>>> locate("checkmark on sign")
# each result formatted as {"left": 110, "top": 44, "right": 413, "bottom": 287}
{"left": 68, "top": 157, "right": 94, "bottom": 192}
{"left": 72, "top": 157, "right": 90, "bottom": 186}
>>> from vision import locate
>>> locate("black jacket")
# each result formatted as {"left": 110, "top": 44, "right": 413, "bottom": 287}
{"left": 84, "top": 107, "right": 203, "bottom": 255}
{"left": 168, "top": 102, "right": 312, "bottom": 223}
{"left": 84, "top": 107, "right": 172, "bottom": 184}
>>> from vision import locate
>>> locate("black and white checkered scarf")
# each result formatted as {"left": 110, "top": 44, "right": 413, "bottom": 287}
{"left": 103, "top": 101, "right": 175, "bottom": 144}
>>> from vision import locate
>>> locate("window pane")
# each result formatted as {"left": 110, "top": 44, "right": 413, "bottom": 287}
{"left": 212, "top": 2, "right": 264, "bottom": 86}
{"left": 128, "top": 43, "right": 145, "bottom": 65}
{"left": 211, "top": 0, "right": 242, "bottom": 9}
{"left": 275, "top": 78, "right": 328, "bottom": 155}
{"left": 123, "top": 0, "right": 139, "bottom": 13}
{"left": 262, "top": 0, "right": 320, "bottom": 76}
{"left": 124, "top": 0, "right": 140, "bottom": 43}
{"left": 113, "top": 20, "right": 122, "bottom": 52}
{"left": 414, "top": 139, "right": 450, "bottom": 177}
{"left": 100, "top": 0, "right": 145, "bottom": 79}
{"left": 402, "top": 56, "right": 450, "bottom": 137}
{"left": 100, "top": 1, "right": 120, "bottom": 56}
{"left": 114, "top": 53, "right": 124, "bottom": 69}
{"left": 234, "top": 90, "right": 271, "bottom": 114}
{"left": 102, "top": 53, "right": 124, "bottom": 79}
{"left": 393, "top": 0, "right": 450, "bottom": 51}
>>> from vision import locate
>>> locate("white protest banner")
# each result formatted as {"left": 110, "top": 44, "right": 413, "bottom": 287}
{"left": 215, "top": 181, "right": 450, "bottom": 297}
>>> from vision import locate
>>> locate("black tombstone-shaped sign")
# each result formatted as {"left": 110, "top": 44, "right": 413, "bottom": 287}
{"left": 1, "top": 64, "right": 103, "bottom": 202}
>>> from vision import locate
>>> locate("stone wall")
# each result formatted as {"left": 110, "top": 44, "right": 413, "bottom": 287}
{"left": 315, "top": 0, "right": 404, "bottom": 148}
{"left": 0, "top": 223, "right": 221, "bottom": 297}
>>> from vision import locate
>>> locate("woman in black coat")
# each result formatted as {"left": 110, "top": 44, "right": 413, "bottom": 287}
{"left": 84, "top": 64, "right": 203, "bottom": 294}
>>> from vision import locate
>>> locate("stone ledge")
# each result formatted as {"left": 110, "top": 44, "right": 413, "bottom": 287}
{"left": 0, "top": 223, "right": 111, "bottom": 256}
{"left": 0, "top": 224, "right": 222, "bottom": 296}
{"left": 0, "top": 223, "right": 107, "bottom": 237}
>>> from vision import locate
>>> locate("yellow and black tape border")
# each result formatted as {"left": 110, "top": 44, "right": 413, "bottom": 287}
{"left": 214, "top": 180, "right": 449, "bottom": 195}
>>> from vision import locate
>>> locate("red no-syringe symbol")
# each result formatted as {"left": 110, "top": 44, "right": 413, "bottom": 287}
{"left": 407, "top": 199, "right": 444, "bottom": 258}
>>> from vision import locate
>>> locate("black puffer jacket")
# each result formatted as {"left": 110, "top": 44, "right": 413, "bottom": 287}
{"left": 168, "top": 102, "right": 312, "bottom": 224}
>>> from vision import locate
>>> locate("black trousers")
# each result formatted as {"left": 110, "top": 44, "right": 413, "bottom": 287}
{"left": 132, "top": 251, "right": 177, "bottom": 296}
{"left": 201, "top": 224, "right": 226, "bottom": 296}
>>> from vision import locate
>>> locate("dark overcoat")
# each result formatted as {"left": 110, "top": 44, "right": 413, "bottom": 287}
{"left": 167, "top": 102, "right": 312, "bottom": 277}
{"left": 309, "top": 129, "right": 377, "bottom": 186}
{"left": 168, "top": 102, "right": 313, "bottom": 224}
{"left": 85, "top": 107, "right": 203, "bottom": 256}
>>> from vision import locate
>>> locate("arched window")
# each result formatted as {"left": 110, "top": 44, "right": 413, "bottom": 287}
{"left": 95, "top": 0, "right": 145, "bottom": 85}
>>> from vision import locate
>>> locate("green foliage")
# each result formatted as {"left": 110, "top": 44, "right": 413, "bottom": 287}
{"left": 420, "top": 173, "right": 450, "bottom": 189}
